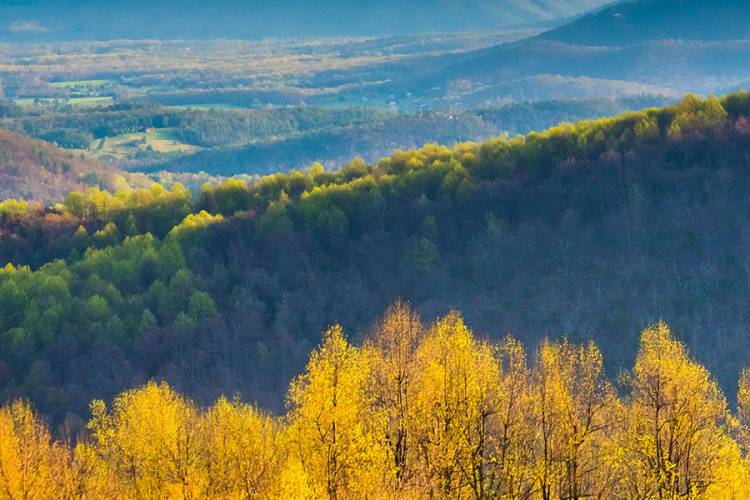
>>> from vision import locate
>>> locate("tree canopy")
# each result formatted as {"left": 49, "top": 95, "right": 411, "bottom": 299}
{"left": 1, "top": 305, "right": 749, "bottom": 497}
{"left": 1, "top": 92, "right": 750, "bottom": 430}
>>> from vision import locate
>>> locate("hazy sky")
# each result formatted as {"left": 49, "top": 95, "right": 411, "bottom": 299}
{"left": 0, "top": 0, "right": 613, "bottom": 40}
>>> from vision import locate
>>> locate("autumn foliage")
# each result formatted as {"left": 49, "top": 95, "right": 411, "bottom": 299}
{"left": 0, "top": 301, "right": 748, "bottom": 499}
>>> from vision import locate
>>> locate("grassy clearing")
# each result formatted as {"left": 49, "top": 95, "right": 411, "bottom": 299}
{"left": 87, "top": 127, "right": 203, "bottom": 161}
{"left": 69, "top": 97, "right": 114, "bottom": 105}
{"left": 49, "top": 79, "right": 114, "bottom": 88}
{"left": 168, "top": 103, "right": 244, "bottom": 110}
{"left": 147, "top": 128, "right": 199, "bottom": 153}
{"left": 14, "top": 96, "right": 114, "bottom": 107}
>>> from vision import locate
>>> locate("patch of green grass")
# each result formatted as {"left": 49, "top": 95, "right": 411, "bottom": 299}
{"left": 14, "top": 96, "right": 114, "bottom": 107}
{"left": 86, "top": 127, "right": 203, "bottom": 160}
{"left": 147, "top": 128, "right": 194, "bottom": 153}
{"left": 69, "top": 97, "right": 114, "bottom": 105}
{"left": 168, "top": 103, "right": 244, "bottom": 110}
{"left": 49, "top": 79, "right": 114, "bottom": 88}
{"left": 12, "top": 98, "right": 38, "bottom": 106}
{"left": 149, "top": 129, "right": 180, "bottom": 140}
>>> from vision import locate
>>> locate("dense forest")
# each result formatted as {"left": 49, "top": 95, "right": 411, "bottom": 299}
{"left": 1, "top": 92, "right": 750, "bottom": 437}
{"left": 4, "top": 0, "right": 750, "bottom": 495}
{"left": 2, "top": 302, "right": 750, "bottom": 497}
{"left": 0, "top": 129, "right": 141, "bottom": 201}
{"left": 0, "top": 104, "right": 387, "bottom": 150}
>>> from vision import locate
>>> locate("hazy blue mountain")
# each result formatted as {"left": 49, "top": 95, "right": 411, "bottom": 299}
{"left": 392, "top": 38, "right": 750, "bottom": 106}
{"left": 390, "top": 0, "right": 750, "bottom": 103}
{"left": 539, "top": 0, "right": 750, "bottom": 46}
{"left": 0, "top": 0, "right": 611, "bottom": 41}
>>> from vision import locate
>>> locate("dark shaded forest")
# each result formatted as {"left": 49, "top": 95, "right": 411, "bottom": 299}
{"left": 1, "top": 92, "right": 750, "bottom": 433}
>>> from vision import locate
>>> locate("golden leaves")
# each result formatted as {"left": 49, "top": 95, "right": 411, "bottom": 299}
{"left": 1, "top": 308, "right": 750, "bottom": 498}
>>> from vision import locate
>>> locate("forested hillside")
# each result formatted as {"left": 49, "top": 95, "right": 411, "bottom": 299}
{"left": 2, "top": 304, "right": 749, "bottom": 497}
{"left": 1, "top": 92, "right": 750, "bottom": 435}
{"left": 0, "top": 129, "right": 141, "bottom": 202}
{"left": 152, "top": 96, "right": 674, "bottom": 175}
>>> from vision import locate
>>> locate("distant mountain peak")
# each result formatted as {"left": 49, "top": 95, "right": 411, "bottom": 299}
{"left": 538, "top": 0, "right": 750, "bottom": 46}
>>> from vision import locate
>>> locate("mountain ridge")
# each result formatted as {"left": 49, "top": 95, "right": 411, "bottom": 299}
{"left": 538, "top": 0, "right": 750, "bottom": 46}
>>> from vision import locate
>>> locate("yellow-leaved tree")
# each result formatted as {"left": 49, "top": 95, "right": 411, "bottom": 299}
{"left": 200, "top": 397, "right": 283, "bottom": 498}
{"left": 529, "top": 339, "right": 619, "bottom": 500}
{"left": 735, "top": 367, "right": 750, "bottom": 489}
{"left": 490, "top": 336, "right": 536, "bottom": 498}
{"left": 615, "top": 323, "right": 747, "bottom": 498}
{"left": 365, "top": 299, "right": 423, "bottom": 493}
{"left": 286, "top": 324, "right": 388, "bottom": 498}
{"left": 85, "top": 381, "right": 206, "bottom": 498}
{"left": 3, "top": 306, "right": 750, "bottom": 498}
{"left": 0, "top": 401, "right": 70, "bottom": 498}
{"left": 410, "top": 311, "right": 502, "bottom": 497}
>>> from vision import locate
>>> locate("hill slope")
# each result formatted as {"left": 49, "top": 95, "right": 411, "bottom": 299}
{"left": 539, "top": 0, "right": 750, "bottom": 46}
{"left": 389, "top": 0, "right": 750, "bottom": 104}
{"left": 0, "top": 129, "right": 134, "bottom": 202}
{"left": 0, "top": 0, "right": 611, "bottom": 41}
{"left": 1, "top": 93, "right": 750, "bottom": 426}
{"left": 149, "top": 96, "right": 675, "bottom": 175}
{"left": 404, "top": 37, "right": 750, "bottom": 103}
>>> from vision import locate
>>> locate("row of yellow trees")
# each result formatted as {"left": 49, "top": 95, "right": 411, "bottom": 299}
{"left": 2, "top": 302, "right": 750, "bottom": 499}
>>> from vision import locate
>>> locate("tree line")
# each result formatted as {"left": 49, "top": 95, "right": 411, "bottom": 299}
{"left": 1, "top": 302, "right": 749, "bottom": 498}
{"left": 0, "top": 103, "right": 386, "bottom": 149}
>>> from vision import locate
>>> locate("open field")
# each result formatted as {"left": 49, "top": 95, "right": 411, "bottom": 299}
{"left": 14, "top": 96, "right": 114, "bottom": 106}
{"left": 88, "top": 127, "right": 203, "bottom": 162}
{"left": 49, "top": 79, "right": 114, "bottom": 88}
{"left": 167, "top": 103, "right": 244, "bottom": 110}
{"left": 146, "top": 128, "right": 201, "bottom": 153}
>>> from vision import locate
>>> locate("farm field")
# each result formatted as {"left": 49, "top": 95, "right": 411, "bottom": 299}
{"left": 14, "top": 96, "right": 114, "bottom": 106}
{"left": 167, "top": 103, "right": 244, "bottom": 110}
{"left": 87, "top": 127, "right": 203, "bottom": 162}
{"left": 48, "top": 79, "right": 114, "bottom": 89}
